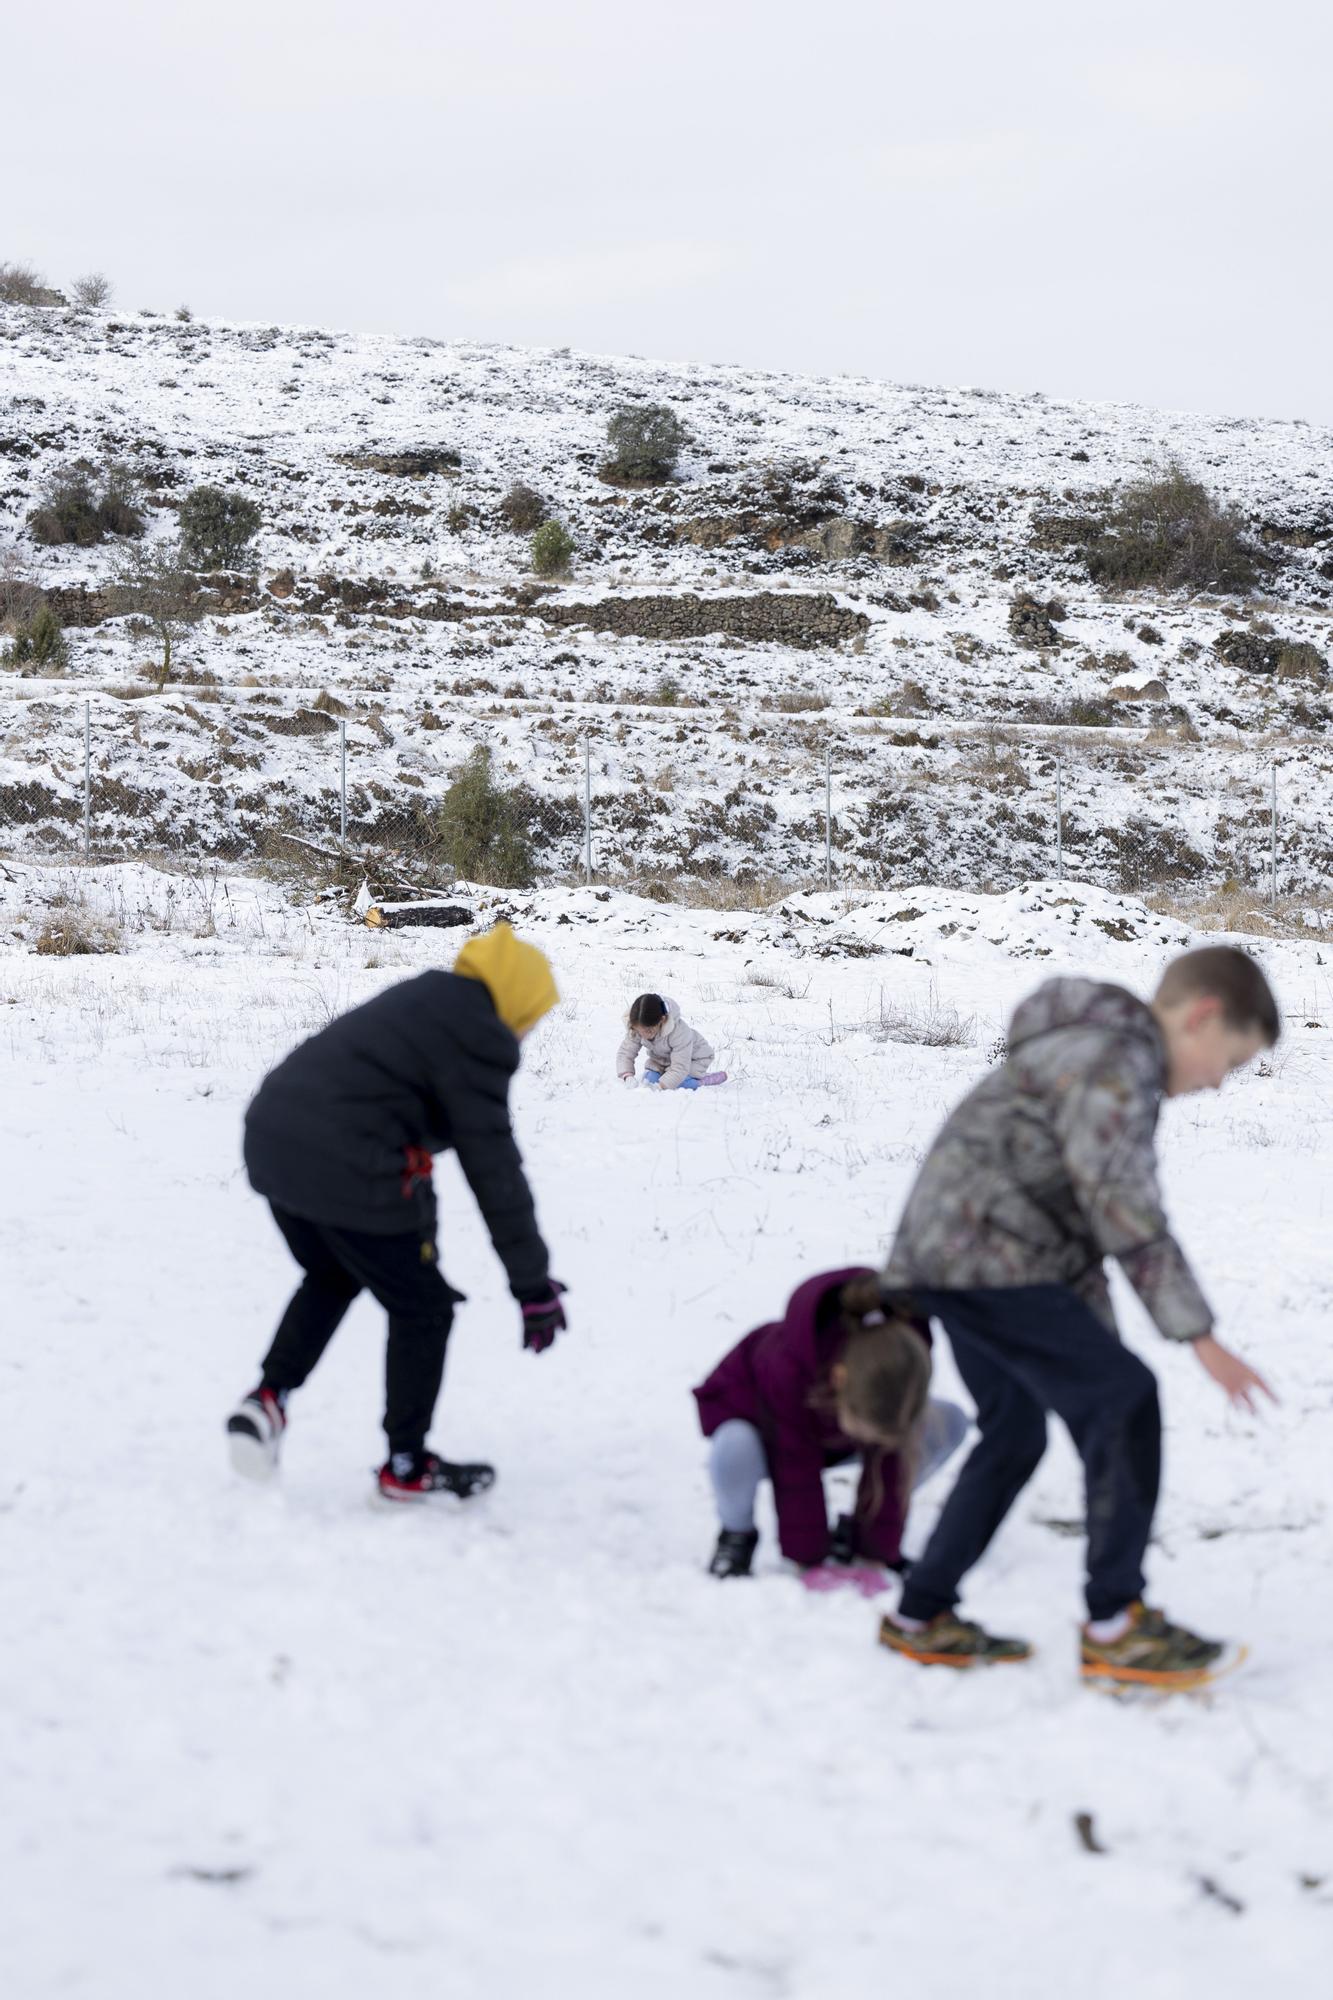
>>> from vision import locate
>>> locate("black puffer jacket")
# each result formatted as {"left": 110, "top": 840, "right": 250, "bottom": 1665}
{"left": 243, "top": 971, "right": 549, "bottom": 1296}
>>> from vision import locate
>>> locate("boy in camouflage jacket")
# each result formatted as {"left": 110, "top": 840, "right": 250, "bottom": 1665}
{"left": 877, "top": 946, "right": 1278, "bottom": 1686}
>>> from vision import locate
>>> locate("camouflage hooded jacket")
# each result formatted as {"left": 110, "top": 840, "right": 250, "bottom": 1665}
{"left": 882, "top": 978, "right": 1213, "bottom": 1342}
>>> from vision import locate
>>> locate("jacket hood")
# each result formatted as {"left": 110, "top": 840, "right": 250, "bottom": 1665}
{"left": 454, "top": 922, "right": 559, "bottom": 1039}
{"left": 1007, "top": 977, "right": 1160, "bottom": 1056}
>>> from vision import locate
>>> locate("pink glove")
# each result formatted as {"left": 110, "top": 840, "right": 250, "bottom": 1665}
{"left": 800, "top": 1564, "right": 892, "bottom": 1600}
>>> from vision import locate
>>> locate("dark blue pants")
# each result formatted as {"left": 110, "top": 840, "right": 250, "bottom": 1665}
{"left": 897, "top": 1286, "right": 1162, "bottom": 1624}
{"left": 261, "top": 1206, "right": 460, "bottom": 1455}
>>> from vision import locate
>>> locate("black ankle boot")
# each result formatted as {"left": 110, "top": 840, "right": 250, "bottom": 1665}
{"left": 708, "top": 1528, "right": 759, "bottom": 1578}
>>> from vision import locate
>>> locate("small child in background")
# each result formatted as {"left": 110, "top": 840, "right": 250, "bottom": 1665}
{"left": 617, "top": 992, "right": 726, "bottom": 1090}
{"left": 693, "top": 1268, "right": 968, "bottom": 1580}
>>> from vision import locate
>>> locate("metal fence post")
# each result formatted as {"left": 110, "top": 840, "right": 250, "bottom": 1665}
{"left": 1270, "top": 761, "right": 1277, "bottom": 903}
{"left": 583, "top": 737, "right": 592, "bottom": 885}
{"left": 824, "top": 742, "right": 832, "bottom": 890}
{"left": 83, "top": 701, "right": 91, "bottom": 862}
{"left": 339, "top": 718, "right": 348, "bottom": 845}
{"left": 1055, "top": 759, "right": 1063, "bottom": 882}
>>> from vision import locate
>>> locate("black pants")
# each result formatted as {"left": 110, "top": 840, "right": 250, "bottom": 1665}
{"left": 898, "top": 1285, "right": 1162, "bottom": 1624}
{"left": 260, "top": 1206, "right": 461, "bottom": 1456}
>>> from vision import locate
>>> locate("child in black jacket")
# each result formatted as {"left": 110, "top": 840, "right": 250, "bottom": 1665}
{"left": 227, "top": 923, "right": 566, "bottom": 1503}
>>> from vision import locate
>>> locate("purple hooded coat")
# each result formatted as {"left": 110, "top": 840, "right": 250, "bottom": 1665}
{"left": 693, "top": 1267, "right": 927, "bottom": 1568}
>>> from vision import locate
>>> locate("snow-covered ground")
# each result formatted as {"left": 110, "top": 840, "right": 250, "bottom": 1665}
{"left": 2, "top": 865, "right": 1329, "bottom": 1998}
{"left": 4, "top": 302, "right": 1333, "bottom": 890}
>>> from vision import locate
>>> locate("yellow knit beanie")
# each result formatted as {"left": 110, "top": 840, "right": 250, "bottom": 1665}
{"left": 453, "top": 922, "right": 559, "bottom": 1038}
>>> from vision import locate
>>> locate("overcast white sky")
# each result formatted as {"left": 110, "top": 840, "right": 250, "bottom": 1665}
{"left": 6, "top": 1, "right": 1332, "bottom": 424}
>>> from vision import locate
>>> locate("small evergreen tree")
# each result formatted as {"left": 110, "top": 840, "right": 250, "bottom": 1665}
{"left": 436, "top": 745, "right": 535, "bottom": 887}
{"left": 604, "top": 402, "right": 688, "bottom": 482}
{"left": 531, "top": 520, "right": 575, "bottom": 577}
{"left": 4, "top": 604, "right": 68, "bottom": 671}
{"left": 178, "top": 485, "right": 262, "bottom": 569}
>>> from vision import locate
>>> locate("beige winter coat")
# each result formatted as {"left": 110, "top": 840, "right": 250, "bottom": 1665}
{"left": 617, "top": 996, "right": 715, "bottom": 1089}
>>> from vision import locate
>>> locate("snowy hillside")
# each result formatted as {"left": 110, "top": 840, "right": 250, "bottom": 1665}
{"left": 1, "top": 863, "right": 1329, "bottom": 1997}
{"left": 3, "top": 303, "right": 1333, "bottom": 895}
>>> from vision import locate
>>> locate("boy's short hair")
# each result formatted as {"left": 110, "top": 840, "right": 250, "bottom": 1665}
{"left": 1155, "top": 946, "right": 1280, "bottom": 1044}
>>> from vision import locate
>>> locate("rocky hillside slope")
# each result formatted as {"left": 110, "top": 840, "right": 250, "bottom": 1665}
{"left": 3, "top": 302, "right": 1333, "bottom": 899}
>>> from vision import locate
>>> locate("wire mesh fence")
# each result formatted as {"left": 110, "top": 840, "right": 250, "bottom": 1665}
{"left": 0, "top": 693, "right": 459, "bottom": 892}
{"left": 0, "top": 689, "right": 1296, "bottom": 902}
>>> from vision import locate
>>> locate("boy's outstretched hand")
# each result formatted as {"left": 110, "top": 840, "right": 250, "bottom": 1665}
{"left": 1191, "top": 1333, "right": 1278, "bottom": 1412}
{"left": 520, "top": 1280, "right": 568, "bottom": 1354}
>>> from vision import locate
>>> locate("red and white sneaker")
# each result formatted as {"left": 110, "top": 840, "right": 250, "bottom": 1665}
{"left": 226, "top": 1386, "right": 287, "bottom": 1481}
{"left": 375, "top": 1450, "right": 496, "bottom": 1505}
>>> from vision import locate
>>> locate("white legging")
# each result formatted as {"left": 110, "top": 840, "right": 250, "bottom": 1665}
{"left": 709, "top": 1398, "right": 970, "bottom": 1533}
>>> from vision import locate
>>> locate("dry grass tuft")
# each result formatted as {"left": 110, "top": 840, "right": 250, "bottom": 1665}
{"left": 1145, "top": 884, "right": 1333, "bottom": 939}
{"left": 35, "top": 909, "right": 123, "bottom": 956}
{"left": 872, "top": 991, "right": 974, "bottom": 1047}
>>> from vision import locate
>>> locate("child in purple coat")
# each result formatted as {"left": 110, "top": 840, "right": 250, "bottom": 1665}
{"left": 693, "top": 1268, "right": 968, "bottom": 1578}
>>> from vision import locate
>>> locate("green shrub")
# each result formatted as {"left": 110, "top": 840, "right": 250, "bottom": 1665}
{"left": 531, "top": 520, "right": 575, "bottom": 577}
{"left": 499, "top": 482, "right": 547, "bottom": 532}
{"left": 3, "top": 604, "right": 68, "bottom": 671}
{"left": 95, "top": 464, "right": 146, "bottom": 538}
{"left": 27, "top": 464, "right": 145, "bottom": 546}
{"left": 178, "top": 485, "right": 262, "bottom": 569}
{"left": 604, "top": 402, "right": 688, "bottom": 483}
{"left": 436, "top": 745, "right": 535, "bottom": 887}
{"left": 29, "top": 470, "right": 102, "bottom": 546}
{"left": 1087, "top": 463, "right": 1261, "bottom": 593}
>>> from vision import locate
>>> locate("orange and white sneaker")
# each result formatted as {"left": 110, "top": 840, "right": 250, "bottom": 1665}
{"left": 878, "top": 1611, "right": 1033, "bottom": 1667}
{"left": 1080, "top": 1603, "right": 1225, "bottom": 1689}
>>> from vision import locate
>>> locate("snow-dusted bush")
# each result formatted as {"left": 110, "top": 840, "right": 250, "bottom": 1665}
{"left": 71, "top": 272, "right": 113, "bottom": 309}
{"left": 1088, "top": 463, "right": 1261, "bottom": 593}
{"left": 604, "top": 402, "right": 688, "bottom": 483}
{"left": 531, "top": 520, "right": 575, "bottom": 577}
{"left": 499, "top": 482, "right": 547, "bottom": 532}
{"left": 0, "top": 261, "right": 55, "bottom": 305}
{"left": 96, "top": 465, "right": 146, "bottom": 539}
{"left": 178, "top": 485, "right": 261, "bottom": 569}
{"left": 27, "top": 464, "right": 144, "bottom": 547}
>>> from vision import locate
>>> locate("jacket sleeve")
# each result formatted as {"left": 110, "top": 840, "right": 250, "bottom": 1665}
{"left": 616, "top": 1028, "right": 639, "bottom": 1080}
{"left": 656, "top": 1021, "right": 691, "bottom": 1090}
{"left": 754, "top": 1344, "right": 830, "bottom": 1565}
{"left": 447, "top": 1068, "right": 551, "bottom": 1299}
{"left": 1048, "top": 1036, "right": 1213, "bottom": 1341}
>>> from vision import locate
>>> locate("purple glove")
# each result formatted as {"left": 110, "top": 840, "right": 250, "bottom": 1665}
{"left": 520, "top": 1280, "right": 568, "bottom": 1354}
